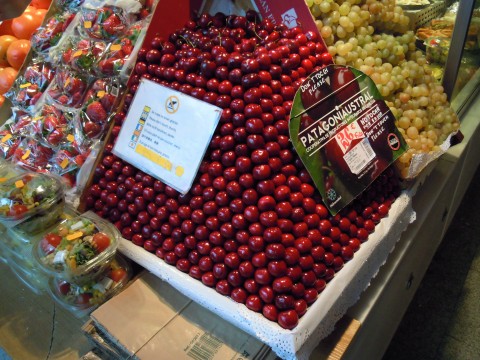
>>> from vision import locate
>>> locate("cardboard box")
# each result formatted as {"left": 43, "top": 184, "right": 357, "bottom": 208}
{"left": 88, "top": 272, "right": 275, "bottom": 360}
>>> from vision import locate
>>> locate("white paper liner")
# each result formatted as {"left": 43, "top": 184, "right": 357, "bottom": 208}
{"left": 118, "top": 191, "right": 414, "bottom": 359}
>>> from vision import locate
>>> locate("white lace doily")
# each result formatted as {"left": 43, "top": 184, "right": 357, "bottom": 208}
{"left": 119, "top": 191, "right": 415, "bottom": 359}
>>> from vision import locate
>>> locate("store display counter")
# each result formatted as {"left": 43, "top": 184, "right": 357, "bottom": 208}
{"left": 0, "top": 0, "right": 479, "bottom": 358}
{"left": 0, "top": 90, "right": 477, "bottom": 359}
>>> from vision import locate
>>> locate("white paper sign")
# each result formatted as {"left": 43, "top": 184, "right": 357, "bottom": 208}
{"left": 113, "top": 79, "right": 222, "bottom": 194}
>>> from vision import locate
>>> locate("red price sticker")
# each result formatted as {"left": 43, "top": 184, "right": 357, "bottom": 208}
{"left": 334, "top": 122, "right": 364, "bottom": 154}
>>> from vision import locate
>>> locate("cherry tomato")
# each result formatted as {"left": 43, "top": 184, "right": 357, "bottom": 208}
{"left": 75, "top": 293, "right": 92, "bottom": 305}
{"left": 109, "top": 268, "right": 127, "bottom": 282}
{"left": 7, "top": 39, "right": 30, "bottom": 70}
{"left": 92, "top": 232, "right": 110, "bottom": 252}
{"left": 8, "top": 204, "right": 28, "bottom": 219}
{"left": 57, "top": 281, "right": 70, "bottom": 296}
{"left": 45, "top": 233, "right": 62, "bottom": 248}
{"left": 39, "top": 237, "right": 55, "bottom": 255}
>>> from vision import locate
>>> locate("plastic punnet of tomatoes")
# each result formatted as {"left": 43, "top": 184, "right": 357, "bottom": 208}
{"left": 85, "top": 10, "right": 402, "bottom": 331}
{"left": 33, "top": 211, "right": 120, "bottom": 285}
{"left": 47, "top": 254, "right": 131, "bottom": 317}
{"left": 0, "top": 172, "right": 65, "bottom": 233}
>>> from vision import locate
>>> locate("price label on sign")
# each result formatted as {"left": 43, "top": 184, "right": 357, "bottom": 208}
{"left": 334, "top": 121, "right": 364, "bottom": 154}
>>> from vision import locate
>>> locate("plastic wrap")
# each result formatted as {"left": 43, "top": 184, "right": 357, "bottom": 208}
{"left": 61, "top": 37, "right": 108, "bottom": 75}
{"left": 0, "top": 128, "right": 22, "bottom": 160}
{"left": 46, "top": 66, "right": 90, "bottom": 108}
{"left": 12, "top": 137, "right": 54, "bottom": 172}
{"left": 30, "top": 102, "right": 76, "bottom": 148}
{"left": 55, "top": 0, "right": 85, "bottom": 11}
{"left": 78, "top": 4, "right": 132, "bottom": 41}
{"left": 4, "top": 61, "right": 55, "bottom": 113}
{"left": 31, "top": 12, "right": 76, "bottom": 56}
{"left": 76, "top": 78, "right": 121, "bottom": 141}
{"left": 97, "top": 20, "right": 146, "bottom": 78}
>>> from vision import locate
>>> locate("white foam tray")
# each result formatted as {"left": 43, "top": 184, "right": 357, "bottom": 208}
{"left": 119, "top": 191, "right": 415, "bottom": 359}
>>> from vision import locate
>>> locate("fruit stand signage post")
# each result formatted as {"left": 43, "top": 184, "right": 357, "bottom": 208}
{"left": 290, "top": 65, "right": 408, "bottom": 214}
{"left": 113, "top": 79, "right": 222, "bottom": 194}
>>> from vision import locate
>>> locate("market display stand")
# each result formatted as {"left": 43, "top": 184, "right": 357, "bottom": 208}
{"left": 0, "top": 97, "right": 477, "bottom": 359}
{"left": 312, "top": 89, "right": 480, "bottom": 359}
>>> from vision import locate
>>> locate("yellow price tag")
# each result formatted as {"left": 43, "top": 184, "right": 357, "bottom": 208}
{"left": 84, "top": 21, "right": 92, "bottom": 29}
{"left": 66, "top": 231, "right": 83, "bottom": 241}
{"left": 110, "top": 44, "right": 121, "bottom": 51}
{"left": 73, "top": 50, "right": 83, "bottom": 58}
{"left": 0, "top": 177, "right": 7, "bottom": 183}
{"left": 1, "top": 134, "right": 12, "bottom": 143}
{"left": 21, "top": 150, "right": 31, "bottom": 160}
{"left": 33, "top": 116, "right": 42, "bottom": 121}
{"left": 67, "top": 134, "right": 75, "bottom": 142}
{"left": 65, "top": 77, "right": 71, "bottom": 87}
{"left": 19, "top": 83, "right": 32, "bottom": 89}
{"left": 97, "top": 90, "right": 106, "bottom": 98}
{"left": 60, "top": 158, "right": 69, "bottom": 169}
{"left": 15, "top": 180, "right": 25, "bottom": 188}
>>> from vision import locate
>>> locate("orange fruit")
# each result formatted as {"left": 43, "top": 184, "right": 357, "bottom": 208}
{"left": 11, "top": 6, "right": 46, "bottom": 40}
{"left": 0, "top": 67, "right": 18, "bottom": 94}
{"left": 30, "top": 0, "right": 52, "bottom": 10}
{"left": 7, "top": 39, "right": 30, "bottom": 70}
{"left": 0, "top": 35, "right": 17, "bottom": 67}
{"left": 0, "top": 20, "right": 15, "bottom": 36}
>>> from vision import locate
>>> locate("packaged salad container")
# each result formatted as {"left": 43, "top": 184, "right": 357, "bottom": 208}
{"left": 48, "top": 254, "right": 131, "bottom": 317}
{"left": 33, "top": 211, "right": 120, "bottom": 285}
{"left": 0, "top": 172, "right": 65, "bottom": 234}
{"left": 5, "top": 204, "right": 79, "bottom": 245}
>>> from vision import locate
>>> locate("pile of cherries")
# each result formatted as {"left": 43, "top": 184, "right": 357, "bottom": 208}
{"left": 85, "top": 11, "right": 401, "bottom": 330}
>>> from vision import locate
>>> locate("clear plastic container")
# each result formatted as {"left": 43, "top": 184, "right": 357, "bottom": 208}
{"left": 0, "top": 240, "right": 9, "bottom": 264}
{"left": 0, "top": 172, "right": 65, "bottom": 234}
{"left": 48, "top": 254, "right": 131, "bottom": 317}
{"left": 33, "top": 211, "right": 119, "bottom": 285}
{"left": 6, "top": 204, "right": 79, "bottom": 245}
{"left": 9, "top": 258, "right": 49, "bottom": 295}
{"left": 1, "top": 234, "right": 38, "bottom": 272}
{"left": 425, "top": 37, "right": 450, "bottom": 65}
{"left": 0, "top": 238, "right": 49, "bottom": 294}
{"left": 0, "top": 158, "right": 24, "bottom": 182}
